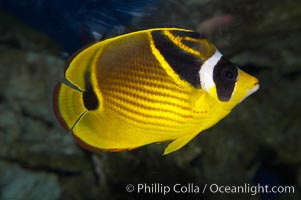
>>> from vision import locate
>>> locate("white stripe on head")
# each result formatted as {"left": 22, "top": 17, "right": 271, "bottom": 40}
{"left": 199, "top": 50, "right": 222, "bottom": 91}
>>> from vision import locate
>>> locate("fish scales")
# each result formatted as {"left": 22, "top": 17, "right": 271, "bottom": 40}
{"left": 96, "top": 32, "right": 194, "bottom": 133}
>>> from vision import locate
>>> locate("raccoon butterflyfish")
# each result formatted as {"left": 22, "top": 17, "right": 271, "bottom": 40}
{"left": 53, "top": 28, "right": 259, "bottom": 155}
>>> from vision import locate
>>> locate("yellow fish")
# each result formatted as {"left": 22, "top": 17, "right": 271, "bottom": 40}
{"left": 53, "top": 28, "right": 259, "bottom": 155}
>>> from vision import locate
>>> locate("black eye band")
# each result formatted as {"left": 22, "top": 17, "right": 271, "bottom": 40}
{"left": 213, "top": 56, "right": 238, "bottom": 101}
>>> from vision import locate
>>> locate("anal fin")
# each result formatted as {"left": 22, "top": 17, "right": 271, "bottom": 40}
{"left": 163, "top": 132, "right": 199, "bottom": 155}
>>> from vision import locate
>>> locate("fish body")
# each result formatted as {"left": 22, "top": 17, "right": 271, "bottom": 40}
{"left": 53, "top": 28, "right": 259, "bottom": 154}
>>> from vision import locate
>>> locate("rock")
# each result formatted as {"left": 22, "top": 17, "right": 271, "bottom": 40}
{"left": 0, "top": 15, "right": 92, "bottom": 173}
{"left": 0, "top": 160, "right": 60, "bottom": 200}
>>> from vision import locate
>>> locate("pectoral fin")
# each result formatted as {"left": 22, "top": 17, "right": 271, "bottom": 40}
{"left": 163, "top": 133, "right": 199, "bottom": 155}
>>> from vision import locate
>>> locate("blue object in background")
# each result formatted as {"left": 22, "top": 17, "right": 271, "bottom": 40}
{"left": 0, "top": 0, "right": 160, "bottom": 55}
{"left": 254, "top": 148, "right": 297, "bottom": 200}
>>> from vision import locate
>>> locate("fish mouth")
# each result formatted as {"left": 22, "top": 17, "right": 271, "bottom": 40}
{"left": 239, "top": 82, "right": 259, "bottom": 103}
{"left": 249, "top": 82, "right": 260, "bottom": 94}
{"left": 253, "top": 82, "right": 260, "bottom": 91}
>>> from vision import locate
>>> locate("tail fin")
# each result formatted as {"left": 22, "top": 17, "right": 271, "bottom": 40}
{"left": 53, "top": 82, "right": 87, "bottom": 131}
{"left": 53, "top": 40, "right": 103, "bottom": 131}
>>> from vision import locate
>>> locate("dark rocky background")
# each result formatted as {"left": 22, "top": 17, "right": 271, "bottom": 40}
{"left": 0, "top": 0, "right": 300, "bottom": 199}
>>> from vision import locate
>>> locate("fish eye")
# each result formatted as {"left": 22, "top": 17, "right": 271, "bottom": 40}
{"left": 222, "top": 69, "right": 236, "bottom": 81}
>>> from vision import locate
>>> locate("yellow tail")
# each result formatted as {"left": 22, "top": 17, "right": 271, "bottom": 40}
{"left": 53, "top": 82, "right": 87, "bottom": 131}
{"left": 53, "top": 40, "right": 104, "bottom": 131}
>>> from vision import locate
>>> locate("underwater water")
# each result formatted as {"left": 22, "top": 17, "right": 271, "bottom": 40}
{"left": 0, "top": 0, "right": 300, "bottom": 199}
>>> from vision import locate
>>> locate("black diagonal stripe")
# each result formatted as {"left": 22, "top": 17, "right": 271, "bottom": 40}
{"left": 151, "top": 30, "right": 202, "bottom": 87}
{"left": 168, "top": 30, "right": 204, "bottom": 39}
{"left": 170, "top": 30, "right": 207, "bottom": 53}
